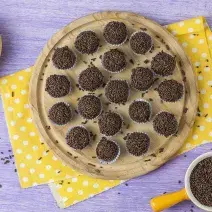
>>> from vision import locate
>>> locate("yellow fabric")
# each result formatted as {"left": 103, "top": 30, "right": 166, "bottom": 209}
{"left": 0, "top": 16, "right": 212, "bottom": 208}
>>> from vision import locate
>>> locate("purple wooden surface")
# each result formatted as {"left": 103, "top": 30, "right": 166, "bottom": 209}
{"left": 0, "top": 1, "right": 212, "bottom": 211}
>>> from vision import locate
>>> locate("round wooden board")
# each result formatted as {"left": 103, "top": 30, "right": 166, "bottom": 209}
{"left": 29, "top": 11, "right": 198, "bottom": 180}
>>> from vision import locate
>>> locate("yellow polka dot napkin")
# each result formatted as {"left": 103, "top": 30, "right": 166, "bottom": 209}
{"left": 0, "top": 16, "right": 212, "bottom": 208}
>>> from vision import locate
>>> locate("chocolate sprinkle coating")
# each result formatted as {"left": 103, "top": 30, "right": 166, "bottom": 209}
{"left": 105, "top": 80, "right": 129, "bottom": 104}
{"left": 129, "top": 100, "right": 151, "bottom": 123}
{"left": 153, "top": 111, "right": 178, "bottom": 137}
{"left": 130, "top": 32, "right": 152, "bottom": 54}
{"left": 151, "top": 52, "right": 176, "bottom": 76}
{"left": 103, "top": 21, "right": 127, "bottom": 45}
{"left": 126, "top": 132, "right": 150, "bottom": 156}
{"left": 66, "top": 126, "right": 90, "bottom": 150}
{"left": 157, "top": 79, "right": 184, "bottom": 102}
{"left": 52, "top": 46, "right": 76, "bottom": 70}
{"left": 45, "top": 75, "right": 71, "bottom": 98}
{"left": 74, "top": 31, "right": 100, "bottom": 54}
{"left": 96, "top": 137, "right": 119, "bottom": 162}
{"left": 98, "top": 111, "right": 122, "bottom": 136}
{"left": 78, "top": 67, "right": 104, "bottom": 91}
{"left": 131, "top": 67, "right": 154, "bottom": 91}
{"left": 48, "top": 102, "right": 72, "bottom": 125}
{"left": 102, "top": 49, "right": 127, "bottom": 73}
{"left": 78, "top": 95, "right": 102, "bottom": 120}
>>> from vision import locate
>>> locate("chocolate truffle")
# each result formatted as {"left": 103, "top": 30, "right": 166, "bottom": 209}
{"left": 52, "top": 46, "right": 76, "bottom": 70}
{"left": 126, "top": 132, "right": 150, "bottom": 156}
{"left": 157, "top": 79, "right": 184, "bottom": 102}
{"left": 153, "top": 111, "right": 178, "bottom": 137}
{"left": 78, "top": 95, "right": 102, "bottom": 120}
{"left": 96, "top": 137, "right": 120, "bottom": 163}
{"left": 45, "top": 75, "right": 71, "bottom": 98}
{"left": 131, "top": 67, "right": 154, "bottom": 91}
{"left": 48, "top": 102, "right": 72, "bottom": 125}
{"left": 129, "top": 100, "right": 151, "bottom": 123}
{"left": 74, "top": 31, "right": 100, "bottom": 54}
{"left": 66, "top": 126, "right": 90, "bottom": 150}
{"left": 151, "top": 51, "right": 176, "bottom": 76}
{"left": 78, "top": 67, "right": 104, "bottom": 91}
{"left": 105, "top": 80, "right": 129, "bottom": 104}
{"left": 103, "top": 21, "right": 128, "bottom": 45}
{"left": 130, "top": 32, "right": 152, "bottom": 54}
{"left": 102, "top": 49, "right": 127, "bottom": 73}
{"left": 98, "top": 111, "right": 122, "bottom": 136}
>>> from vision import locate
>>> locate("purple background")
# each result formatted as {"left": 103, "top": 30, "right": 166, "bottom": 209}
{"left": 0, "top": 1, "right": 212, "bottom": 211}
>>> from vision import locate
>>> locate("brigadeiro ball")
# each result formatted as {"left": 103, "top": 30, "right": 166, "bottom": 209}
{"left": 78, "top": 67, "right": 104, "bottom": 91}
{"left": 74, "top": 31, "right": 100, "bottom": 54}
{"left": 105, "top": 80, "right": 129, "bottom": 104}
{"left": 129, "top": 100, "right": 151, "bottom": 123}
{"left": 52, "top": 46, "right": 76, "bottom": 70}
{"left": 153, "top": 111, "right": 178, "bottom": 137}
{"left": 131, "top": 67, "right": 154, "bottom": 91}
{"left": 78, "top": 95, "right": 102, "bottom": 120}
{"left": 130, "top": 31, "right": 152, "bottom": 54}
{"left": 102, "top": 49, "right": 127, "bottom": 73}
{"left": 126, "top": 132, "right": 150, "bottom": 156}
{"left": 103, "top": 21, "right": 128, "bottom": 45}
{"left": 96, "top": 137, "right": 120, "bottom": 164}
{"left": 157, "top": 79, "right": 184, "bottom": 102}
{"left": 66, "top": 126, "right": 90, "bottom": 150}
{"left": 45, "top": 74, "right": 71, "bottom": 98}
{"left": 98, "top": 111, "right": 122, "bottom": 136}
{"left": 151, "top": 51, "right": 176, "bottom": 76}
{"left": 48, "top": 102, "right": 73, "bottom": 125}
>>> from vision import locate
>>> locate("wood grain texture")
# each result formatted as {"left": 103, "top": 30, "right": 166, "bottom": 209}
{"left": 0, "top": 0, "right": 211, "bottom": 211}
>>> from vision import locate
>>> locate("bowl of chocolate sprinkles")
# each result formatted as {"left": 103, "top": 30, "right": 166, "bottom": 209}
{"left": 103, "top": 21, "right": 128, "bottom": 45}
{"left": 157, "top": 79, "right": 184, "bottom": 102}
{"left": 48, "top": 102, "right": 73, "bottom": 125}
{"left": 45, "top": 74, "right": 71, "bottom": 98}
{"left": 78, "top": 67, "right": 104, "bottom": 91}
{"left": 52, "top": 46, "right": 76, "bottom": 70}
{"left": 96, "top": 137, "right": 120, "bottom": 164}
{"left": 78, "top": 95, "right": 102, "bottom": 120}
{"left": 153, "top": 111, "right": 178, "bottom": 137}
{"left": 98, "top": 111, "right": 123, "bottom": 136}
{"left": 102, "top": 49, "right": 127, "bottom": 73}
{"left": 66, "top": 126, "right": 90, "bottom": 150}
{"left": 129, "top": 31, "right": 153, "bottom": 54}
{"left": 151, "top": 51, "right": 176, "bottom": 76}
{"left": 74, "top": 31, "right": 100, "bottom": 54}
{"left": 131, "top": 67, "right": 154, "bottom": 91}
{"left": 105, "top": 79, "right": 129, "bottom": 104}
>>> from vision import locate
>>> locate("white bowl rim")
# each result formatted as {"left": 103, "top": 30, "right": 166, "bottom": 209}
{"left": 185, "top": 152, "right": 212, "bottom": 212}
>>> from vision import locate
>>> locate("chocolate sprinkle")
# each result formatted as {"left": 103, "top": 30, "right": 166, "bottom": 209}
{"left": 126, "top": 132, "right": 150, "bottom": 156}
{"left": 157, "top": 79, "right": 184, "bottom": 102}
{"left": 129, "top": 100, "right": 151, "bottom": 123}
{"left": 52, "top": 46, "right": 76, "bottom": 70}
{"left": 103, "top": 21, "right": 127, "bottom": 45}
{"left": 45, "top": 75, "right": 71, "bottom": 98}
{"left": 78, "top": 67, "right": 104, "bottom": 91}
{"left": 131, "top": 67, "right": 154, "bottom": 91}
{"left": 102, "top": 49, "right": 127, "bottom": 73}
{"left": 130, "top": 32, "right": 152, "bottom": 54}
{"left": 98, "top": 111, "right": 122, "bottom": 136}
{"left": 78, "top": 95, "right": 102, "bottom": 120}
{"left": 96, "top": 137, "right": 119, "bottom": 162}
{"left": 75, "top": 31, "right": 99, "bottom": 54}
{"left": 66, "top": 126, "right": 90, "bottom": 150}
{"left": 48, "top": 102, "right": 72, "bottom": 125}
{"left": 105, "top": 80, "right": 129, "bottom": 104}
{"left": 151, "top": 52, "right": 176, "bottom": 76}
{"left": 153, "top": 112, "right": 178, "bottom": 137}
